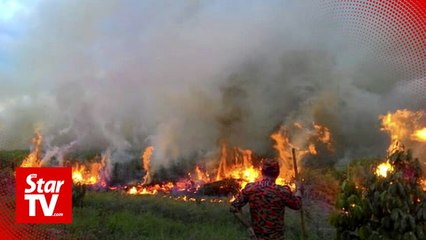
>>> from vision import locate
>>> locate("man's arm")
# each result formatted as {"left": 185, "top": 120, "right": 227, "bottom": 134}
{"left": 282, "top": 181, "right": 303, "bottom": 210}
{"left": 230, "top": 185, "right": 257, "bottom": 239}
{"left": 230, "top": 205, "right": 251, "bottom": 227}
{"left": 230, "top": 187, "right": 249, "bottom": 225}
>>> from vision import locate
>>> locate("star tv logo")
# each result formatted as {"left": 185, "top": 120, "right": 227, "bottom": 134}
{"left": 16, "top": 167, "right": 72, "bottom": 224}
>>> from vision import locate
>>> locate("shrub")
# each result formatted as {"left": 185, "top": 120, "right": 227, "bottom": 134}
{"left": 331, "top": 150, "right": 426, "bottom": 240}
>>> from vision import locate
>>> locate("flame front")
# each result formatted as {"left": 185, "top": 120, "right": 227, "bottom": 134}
{"left": 125, "top": 122, "right": 332, "bottom": 197}
{"left": 375, "top": 162, "right": 393, "bottom": 178}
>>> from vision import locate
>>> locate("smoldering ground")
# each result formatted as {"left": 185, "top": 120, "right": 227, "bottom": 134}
{"left": 0, "top": 1, "right": 423, "bottom": 169}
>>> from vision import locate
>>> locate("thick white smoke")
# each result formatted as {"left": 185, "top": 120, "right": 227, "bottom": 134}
{"left": 0, "top": 1, "right": 423, "bottom": 168}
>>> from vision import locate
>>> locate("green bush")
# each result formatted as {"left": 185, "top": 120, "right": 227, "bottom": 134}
{"left": 331, "top": 150, "right": 426, "bottom": 240}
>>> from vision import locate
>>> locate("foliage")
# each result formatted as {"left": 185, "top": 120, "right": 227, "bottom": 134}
{"left": 331, "top": 150, "right": 426, "bottom": 240}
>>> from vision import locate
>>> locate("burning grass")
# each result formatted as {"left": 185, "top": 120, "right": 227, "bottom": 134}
{"left": 0, "top": 150, "right": 336, "bottom": 239}
{"left": 4, "top": 108, "right": 426, "bottom": 239}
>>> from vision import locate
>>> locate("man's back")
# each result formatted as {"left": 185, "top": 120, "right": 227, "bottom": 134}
{"left": 231, "top": 178, "right": 301, "bottom": 239}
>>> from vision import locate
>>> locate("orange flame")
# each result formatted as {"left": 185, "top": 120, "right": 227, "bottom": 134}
{"left": 215, "top": 144, "right": 261, "bottom": 188}
{"left": 127, "top": 123, "right": 332, "bottom": 198}
{"left": 127, "top": 182, "right": 173, "bottom": 195}
{"left": 380, "top": 109, "right": 426, "bottom": 153}
{"left": 71, "top": 152, "right": 110, "bottom": 186}
{"left": 194, "top": 165, "right": 210, "bottom": 182}
{"left": 20, "top": 132, "right": 110, "bottom": 186}
{"left": 412, "top": 128, "right": 426, "bottom": 143}
{"left": 20, "top": 131, "right": 43, "bottom": 167}
{"left": 141, "top": 146, "right": 154, "bottom": 185}
{"left": 72, "top": 162, "right": 103, "bottom": 185}
{"left": 420, "top": 179, "right": 426, "bottom": 191}
{"left": 270, "top": 122, "right": 333, "bottom": 182}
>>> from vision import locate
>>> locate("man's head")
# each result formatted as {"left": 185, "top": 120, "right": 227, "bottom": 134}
{"left": 261, "top": 159, "right": 280, "bottom": 179}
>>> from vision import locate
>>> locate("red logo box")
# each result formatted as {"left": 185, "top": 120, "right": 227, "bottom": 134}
{"left": 16, "top": 167, "right": 72, "bottom": 224}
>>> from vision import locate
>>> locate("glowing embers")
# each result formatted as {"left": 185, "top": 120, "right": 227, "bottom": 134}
{"left": 127, "top": 182, "right": 174, "bottom": 195}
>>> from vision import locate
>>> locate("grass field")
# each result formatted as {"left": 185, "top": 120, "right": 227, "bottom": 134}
{"left": 68, "top": 191, "right": 334, "bottom": 240}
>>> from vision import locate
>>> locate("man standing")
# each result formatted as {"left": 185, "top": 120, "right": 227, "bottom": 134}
{"left": 230, "top": 159, "right": 303, "bottom": 240}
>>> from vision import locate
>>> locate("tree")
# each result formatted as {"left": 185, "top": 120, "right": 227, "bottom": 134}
{"left": 331, "top": 150, "right": 426, "bottom": 240}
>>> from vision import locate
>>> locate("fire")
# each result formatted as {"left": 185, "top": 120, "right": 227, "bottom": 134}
{"left": 128, "top": 163, "right": 213, "bottom": 195}
{"left": 413, "top": 128, "right": 426, "bottom": 142}
{"left": 271, "top": 127, "right": 293, "bottom": 181}
{"left": 71, "top": 151, "right": 110, "bottom": 186}
{"left": 20, "top": 131, "right": 110, "bottom": 186}
{"left": 378, "top": 109, "right": 426, "bottom": 190}
{"left": 215, "top": 142, "right": 229, "bottom": 181}
{"left": 375, "top": 162, "right": 394, "bottom": 178}
{"left": 271, "top": 122, "right": 333, "bottom": 182}
{"left": 380, "top": 109, "right": 426, "bottom": 152}
{"left": 420, "top": 179, "right": 426, "bottom": 191}
{"left": 72, "top": 163, "right": 102, "bottom": 185}
{"left": 314, "top": 123, "right": 334, "bottom": 151}
{"left": 128, "top": 122, "right": 332, "bottom": 197}
{"left": 308, "top": 144, "right": 317, "bottom": 155}
{"left": 141, "top": 146, "right": 154, "bottom": 185}
{"left": 215, "top": 144, "right": 262, "bottom": 188}
{"left": 129, "top": 186, "right": 137, "bottom": 195}
{"left": 229, "top": 166, "right": 260, "bottom": 189}
{"left": 194, "top": 165, "right": 210, "bottom": 182}
{"left": 20, "top": 131, "right": 43, "bottom": 167}
{"left": 127, "top": 182, "right": 173, "bottom": 195}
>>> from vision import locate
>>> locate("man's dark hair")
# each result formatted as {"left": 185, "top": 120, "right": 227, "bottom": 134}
{"left": 261, "top": 167, "right": 280, "bottom": 179}
{"left": 261, "top": 159, "right": 280, "bottom": 179}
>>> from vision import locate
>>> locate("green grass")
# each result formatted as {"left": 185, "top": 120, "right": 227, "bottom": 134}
{"left": 69, "top": 192, "right": 334, "bottom": 240}
{"left": 70, "top": 192, "right": 247, "bottom": 240}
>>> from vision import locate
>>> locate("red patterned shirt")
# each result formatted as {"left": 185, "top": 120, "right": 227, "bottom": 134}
{"left": 230, "top": 178, "right": 302, "bottom": 240}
